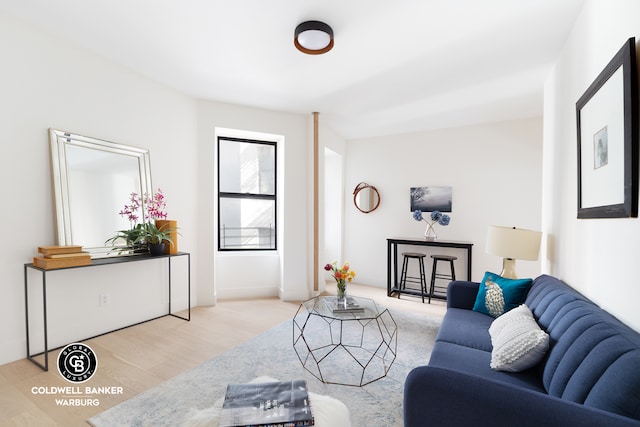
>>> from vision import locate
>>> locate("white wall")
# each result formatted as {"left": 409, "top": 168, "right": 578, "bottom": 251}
{"left": 344, "top": 118, "right": 543, "bottom": 289}
{"left": 0, "top": 14, "right": 198, "bottom": 365}
{"left": 323, "top": 148, "right": 343, "bottom": 266}
{"left": 195, "top": 101, "right": 310, "bottom": 302}
{"left": 0, "top": 13, "right": 316, "bottom": 366}
{"left": 542, "top": 0, "right": 640, "bottom": 331}
{"left": 318, "top": 123, "right": 347, "bottom": 292}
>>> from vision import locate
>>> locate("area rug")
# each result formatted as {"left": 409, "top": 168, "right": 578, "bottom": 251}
{"left": 88, "top": 308, "right": 441, "bottom": 427}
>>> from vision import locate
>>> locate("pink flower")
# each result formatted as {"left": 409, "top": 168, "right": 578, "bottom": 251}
{"left": 117, "top": 189, "right": 169, "bottom": 225}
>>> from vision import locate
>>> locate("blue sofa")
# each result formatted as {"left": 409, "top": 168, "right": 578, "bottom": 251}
{"left": 404, "top": 274, "right": 640, "bottom": 426}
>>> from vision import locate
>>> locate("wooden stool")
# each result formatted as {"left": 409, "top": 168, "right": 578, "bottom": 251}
{"left": 429, "top": 255, "right": 457, "bottom": 303}
{"left": 399, "top": 252, "right": 428, "bottom": 303}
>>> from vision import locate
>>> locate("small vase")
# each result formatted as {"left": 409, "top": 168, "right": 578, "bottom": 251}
{"left": 424, "top": 224, "right": 437, "bottom": 241}
{"left": 337, "top": 286, "right": 347, "bottom": 308}
{"left": 156, "top": 219, "right": 178, "bottom": 254}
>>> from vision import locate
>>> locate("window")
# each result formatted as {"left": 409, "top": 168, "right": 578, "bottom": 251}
{"left": 218, "top": 136, "right": 277, "bottom": 250}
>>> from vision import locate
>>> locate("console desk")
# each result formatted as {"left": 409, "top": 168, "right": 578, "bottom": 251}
{"left": 24, "top": 252, "right": 190, "bottom": 371}
{"left": 387, "top": 238, "right": 473, "bottom": 299}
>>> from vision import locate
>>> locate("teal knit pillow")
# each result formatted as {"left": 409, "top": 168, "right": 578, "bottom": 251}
{"left": 473, "top": 272, "right": 533, "bottom": 318}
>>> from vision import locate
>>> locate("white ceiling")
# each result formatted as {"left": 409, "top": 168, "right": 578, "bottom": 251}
{"left": 1, "top": 0, "right": 586, "bottom": 139}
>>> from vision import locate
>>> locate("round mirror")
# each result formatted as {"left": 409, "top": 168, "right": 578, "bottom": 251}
{"left": 353, "top": 182, "right": 381, "bottom": 213}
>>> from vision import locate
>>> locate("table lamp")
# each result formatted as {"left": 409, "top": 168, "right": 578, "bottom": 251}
{"left": 486, "top": 225, "right": 542, "bottom": 279}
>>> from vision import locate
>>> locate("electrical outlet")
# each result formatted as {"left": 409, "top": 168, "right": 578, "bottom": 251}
{"left": 99, "top": 293, "right": 111, "bottom": 306}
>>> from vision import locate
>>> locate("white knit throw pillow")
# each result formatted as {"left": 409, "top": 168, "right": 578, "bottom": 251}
{"left": 488, "top": 304, "right": 549, "bottom": 372}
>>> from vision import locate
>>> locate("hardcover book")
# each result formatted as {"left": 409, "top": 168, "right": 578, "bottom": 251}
{"left": 33, "top": 255, "right": 91, "bottom": 270}
{"left": 44, "top": 252, "right": 91, "bottom": 259}
{"left": 37, "top": 245, "right": 83, "bottom": 256}
{"left": 219, "top": 380, "right": 314, "bottom": 427}
{"left": 323, "top": 296, "right": 365, "bottom": 314}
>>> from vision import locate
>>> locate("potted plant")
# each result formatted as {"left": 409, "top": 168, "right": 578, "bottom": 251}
{"left": 136, "top": 222, "right": 178, "bottom": 256}
{"left": 105, "top": 223, "right": 147, "bottom": 254}
{"left": 106, "top": 188, "right": 179, "bottom": 255}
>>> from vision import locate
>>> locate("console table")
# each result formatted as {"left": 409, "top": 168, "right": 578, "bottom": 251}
{"left": 24, "top": 252, "right": 191, "bottom": 371}
{"left": 387, "top": 238, "right": 473, "bottom": 299}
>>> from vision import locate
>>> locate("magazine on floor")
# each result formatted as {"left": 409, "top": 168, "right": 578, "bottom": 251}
{"left": 219, "top": 380, "right": 314, "bottom": 427}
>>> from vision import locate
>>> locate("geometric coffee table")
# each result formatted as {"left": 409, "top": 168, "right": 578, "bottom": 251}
{"left": 292, "top": 296, "right": 398, "bottom": 386}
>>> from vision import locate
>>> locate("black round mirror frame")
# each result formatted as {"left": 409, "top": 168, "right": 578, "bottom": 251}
{"left": 353, "top": 182, "right": 381, "bottom": 214}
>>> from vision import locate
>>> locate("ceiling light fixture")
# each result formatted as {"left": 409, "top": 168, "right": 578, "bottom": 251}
{"left": 294, "top": 21, "right": 334, "bottom": 55}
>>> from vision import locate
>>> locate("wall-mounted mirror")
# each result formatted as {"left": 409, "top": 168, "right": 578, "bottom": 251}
{"left": 353, "top": 182, "right": 381, "bottom": 213}
{"left": 49, "top": 129, "right": 152, "bottom": 257}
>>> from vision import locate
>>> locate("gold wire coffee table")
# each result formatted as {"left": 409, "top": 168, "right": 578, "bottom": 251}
{"left": 292, "top": 296, "right": 398, "bottom": 386}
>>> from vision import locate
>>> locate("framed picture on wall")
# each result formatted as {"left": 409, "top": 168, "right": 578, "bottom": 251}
{"left": 576, "top": 37, "right": 638, "bottom": 219}
{"left": 410, "top": 186, "right": 452, "bottom": 212}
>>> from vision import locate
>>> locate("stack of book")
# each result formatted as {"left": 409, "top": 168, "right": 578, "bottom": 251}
{"left": 219, "top": 380, "right": 314, "bottom": 427}
{"left": 33, "top": 245, "right": 91, "bottom": 269}
{"left": 323, "top": 296, "right": 365, "bottom": 314}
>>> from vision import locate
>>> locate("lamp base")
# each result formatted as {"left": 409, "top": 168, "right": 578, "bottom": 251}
{"left": 500, "top": 258, "right": 517, "bottom": 279}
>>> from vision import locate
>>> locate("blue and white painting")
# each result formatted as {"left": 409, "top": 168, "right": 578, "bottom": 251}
{"left": 410, "top": 186, "right": 452, "bottom": 212}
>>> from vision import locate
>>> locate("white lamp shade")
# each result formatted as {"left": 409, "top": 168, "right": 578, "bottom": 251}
{"left": 486, "top": 226, "right": 542, "bottom": 261}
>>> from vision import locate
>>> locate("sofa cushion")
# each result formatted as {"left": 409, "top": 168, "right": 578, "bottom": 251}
{"left": 428, "top": 341, "right": 545, "bottom": 392}
{"left": 472, "top": 272, "right": 533, "bottom": 317}
{"left": 543, "top": 305, "right": 640, "bottom": 415}
{"left": 525, "top": 275, "right": 640, "bottom": 420}
{"left": 524, "top": 274, "right": 591, "bottom": 329}
{"left": 489, "top": 304, "right": 549, "bottom": 372}
{"left": 435, "top": 307, "right": 493, "bottom": 352}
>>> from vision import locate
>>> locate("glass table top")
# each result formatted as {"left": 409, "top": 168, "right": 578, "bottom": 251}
{"left": 301, "top": 295, "right": 384, "bottom": 320}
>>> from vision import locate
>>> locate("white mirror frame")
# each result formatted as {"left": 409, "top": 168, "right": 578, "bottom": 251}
{"left": 49, "top": 129, "right": 152, "bottom": 256}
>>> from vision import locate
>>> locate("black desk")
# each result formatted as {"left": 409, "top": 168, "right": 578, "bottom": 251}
{"left": 387, "top": 238, "right": 473, "bottom": 299}
{"left": 24, "top": 252, "right": 190, "bottom": 371}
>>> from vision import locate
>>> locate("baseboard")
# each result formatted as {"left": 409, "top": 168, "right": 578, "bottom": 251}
{"left": 216, "top": 286, "right": 279, "bottom": 300}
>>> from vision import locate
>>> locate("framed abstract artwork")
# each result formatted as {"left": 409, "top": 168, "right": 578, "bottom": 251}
{"left": 576, "top": 37, "right": 638, "bottom": 218}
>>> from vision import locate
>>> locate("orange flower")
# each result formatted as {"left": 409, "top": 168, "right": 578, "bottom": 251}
{"left": 324, "top": 260, "right": 356, "bottom": 286}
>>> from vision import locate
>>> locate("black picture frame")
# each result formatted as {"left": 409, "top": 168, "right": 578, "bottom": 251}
{"left": 576, "top": 37, "right": 638, "bottom": 219}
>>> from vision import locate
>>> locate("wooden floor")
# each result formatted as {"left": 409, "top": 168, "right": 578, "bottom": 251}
{"left": 0, "top": 284, "right": 446, "bottom": 426}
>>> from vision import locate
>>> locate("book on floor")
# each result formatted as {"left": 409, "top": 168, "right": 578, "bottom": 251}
{"left": 219, "top": 380, "right": 314, "bottom": 427}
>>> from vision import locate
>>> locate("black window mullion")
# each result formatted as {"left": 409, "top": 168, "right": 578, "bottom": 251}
{"left": 219, "top": 192, "right": 275, "bottom": 200}
{"left": 217, "top": 135, "right": 277, "bottom": 251}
